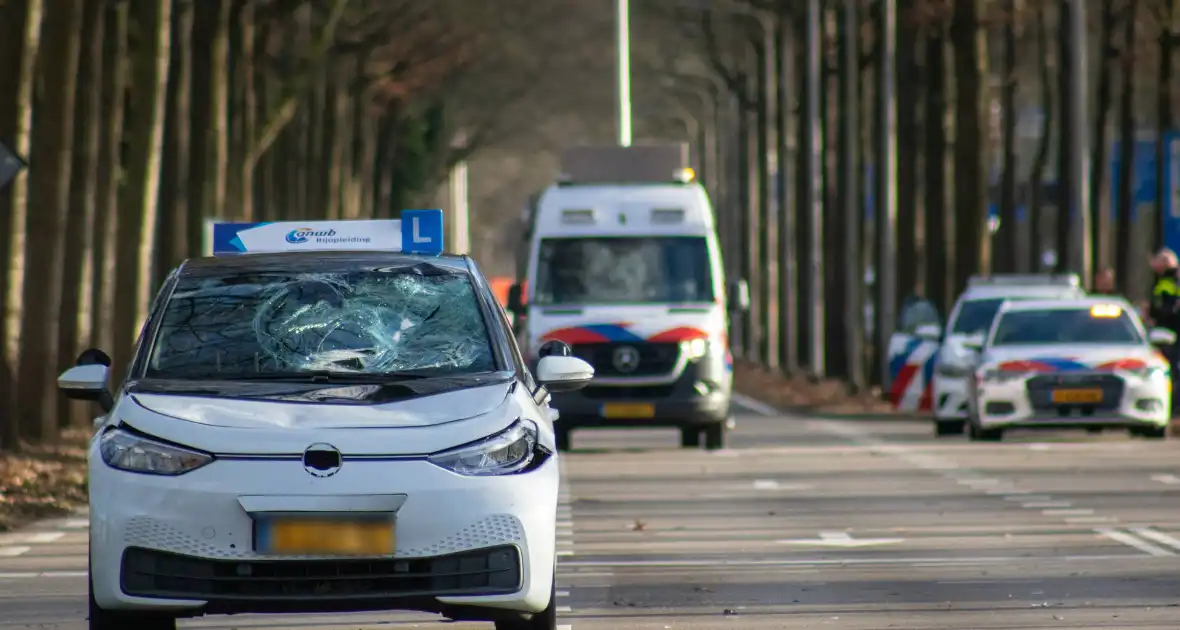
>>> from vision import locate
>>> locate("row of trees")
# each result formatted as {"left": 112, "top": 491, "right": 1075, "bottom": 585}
{"left": 0, "top": 0, "right": 612, "bottom": 449}
{"left": 635, "top": 0, "right": 1180, "bottom": 390}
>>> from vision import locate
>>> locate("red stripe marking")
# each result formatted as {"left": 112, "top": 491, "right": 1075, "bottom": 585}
{"left": 540, "top": 327, "right": 610, "bottom": 344}
{"left": 890, "top": 364, "right": 918, "bottom": 406}
{"left": 997, "top": 360, "right": 1057, "bottom": 372}
{"left": 1095, "top": 358, "right": 1147, "bottom": 370}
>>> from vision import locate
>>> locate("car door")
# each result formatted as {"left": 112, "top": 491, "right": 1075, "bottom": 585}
{"left": 887, "top": 296, "right": 943, "bottom": 411}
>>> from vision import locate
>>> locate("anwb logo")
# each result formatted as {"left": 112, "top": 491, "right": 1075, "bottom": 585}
{"left": 285, "top": 227, "right": 336, "bottom": 244}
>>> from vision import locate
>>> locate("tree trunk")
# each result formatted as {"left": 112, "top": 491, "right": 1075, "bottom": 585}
{"left": 155, "top": 0, "right": 193, "bottom": 285}
{"left": 256, "top": 21, "right": 279, "bottom": 221}
{"left": 923, "top": 26, "right": 951, "bottom": 315}
{"left": 950, "top": 0, "right": 989, "bottom": 289}
{"left": 1115, "top": 0, "right": 1139, "bottom": 293}
{"left": 1088, "top": 0, "right": 1115, "bottom": 274}
{"left": 996, "top": 0, "right": 1021, "bottom": 272}
{"left": 233, "top": 0, "right": 256, "bottom": 221}
{"left": 896, "top": 0, "right": 921, "bottom": 301}
{"left": 207, "top": 0, "right": 231, "bottom": 222}
{"left": 356, "top": 100, "right": 379, "bottom": 218}
{"left": 0, "top": 0, "right": 45, "bottom": 451}
{"left": 91, "top": 0, "right": 129, "bottom": 359}
{"left": 17, "top": 0, "right": 84, "bottom": 442}
{"left": 1155, "top": 0, "right": 1178, "bottom": 252}
{"left": 60, "top": 0, "right": 105, "bottom": 428}
{"left": 188, "top": 0, "right": 216, "bottom": 256}
{"left": 1028, "top": 2, "right": 1055, "bottom": 271}
{"left": 111, "top": 0, "right": 171, "bottom": 377}
{"left": 308, "top": 65, "right": 329, "bottom": 219}
{"left": 326, "top": 59, "right": 348, "bottom": 220}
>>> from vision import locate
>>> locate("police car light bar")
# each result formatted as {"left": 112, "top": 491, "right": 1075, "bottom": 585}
{"left": 210, "top": 210, "right": 445, "bottom": 256}
{"left": 967, "top": 273, "right": 1080, "bottom": 288}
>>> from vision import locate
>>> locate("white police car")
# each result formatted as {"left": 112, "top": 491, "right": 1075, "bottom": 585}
{"left": 58, "top": 212, "right": 592, "bottom": 630}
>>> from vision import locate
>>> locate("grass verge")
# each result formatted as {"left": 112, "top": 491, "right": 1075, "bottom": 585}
{"left": 732, "top": 360, "right": 920, "bottom": 420}
{"left": 0, "top": 427, "right": 89, "bottom": 532}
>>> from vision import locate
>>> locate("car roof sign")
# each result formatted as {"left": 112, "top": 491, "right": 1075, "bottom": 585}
{"left": 210, "top": 210, "right": 445, "bottom": 256}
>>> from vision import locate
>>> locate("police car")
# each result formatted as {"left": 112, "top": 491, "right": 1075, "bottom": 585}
{"left": 57, "top": 212, "right": 590, "bottom": 630}
{"left": 895, "top": 274, "right": 1087, "bottom": 436}
{"left": 963, "top": 297, "right": 1175, "bottom": 441}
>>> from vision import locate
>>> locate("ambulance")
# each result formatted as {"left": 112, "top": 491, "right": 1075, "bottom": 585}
{"left": 507, "top": 144, "right": 749, "bottom": 451}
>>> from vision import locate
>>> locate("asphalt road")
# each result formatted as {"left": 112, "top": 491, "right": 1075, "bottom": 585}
{"left": 6, "top": 395, "right": 1180, "bottom": 628}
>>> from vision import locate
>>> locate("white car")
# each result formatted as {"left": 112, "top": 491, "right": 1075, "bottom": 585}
{"left": 963, "top": 297, "right": 1175, "bottom": 441}
{"left": 57, "top": 216, "right": 592, "bottom": 630}
{"left": 911, "top": 274, "right": 1086, "bottom": 437}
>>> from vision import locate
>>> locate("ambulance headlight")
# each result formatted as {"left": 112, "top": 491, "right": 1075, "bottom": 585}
{"left": 681, "top": 338, "right": 709, "bottom": 361}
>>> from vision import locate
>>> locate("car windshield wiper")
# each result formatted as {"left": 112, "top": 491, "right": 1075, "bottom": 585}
{"left": 183, "top": 370, "right": 435, "bottom": 383}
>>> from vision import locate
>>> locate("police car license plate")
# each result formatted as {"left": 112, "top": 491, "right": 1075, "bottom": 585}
{"left": 1051, "top": 388, "right": 1103, "bottom": 404}
{"left": 256, "top": 518, "right": 395, "bottom": 555}
{"left": 601, "top": 402, "right": 656, "bottom": 419}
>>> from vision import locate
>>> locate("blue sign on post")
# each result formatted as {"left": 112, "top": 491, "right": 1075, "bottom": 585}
{"left": 1110, "top": 131, "right": 1180, "bottom": 254}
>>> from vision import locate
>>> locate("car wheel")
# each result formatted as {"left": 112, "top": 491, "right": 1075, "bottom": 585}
{"left": 968, "top": 422, "right": 1002, "bottom": 442}
{"left": 90, "top": 567, "right": 176, "bottom": 630}
{"left": 495, "top": 569, "right": 557, "bottom": 630}
{"left": 680, "top": 427, "right": 702, "bottom": 448}
{"left": 703, "top": 423, "right": 726, "bottom": 450}
{"left": 1138, "top": 426, "right": 1168, "bottom": 439}
{"left": 555, "top": 427, "right": 571, "bottom": 452}
{"left": 934, "top": 419, "right": 965, "bottom": 437}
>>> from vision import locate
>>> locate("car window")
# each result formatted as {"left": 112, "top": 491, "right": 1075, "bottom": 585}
{"left": 950, "top": 298, "right": 1006, "bottom": 335}
{"left": 534, "top": 236, "right": 714, "bottom": 305}
{"left": 991, "top": 308, "right": 1143, "bottom": 346}
{"left": 146, "top": 269, "right": 496, "bottom": 379}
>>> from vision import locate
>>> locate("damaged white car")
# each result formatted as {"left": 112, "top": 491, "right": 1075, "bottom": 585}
{"left": 58, "top": 215, "right": 592, "bottom": 630}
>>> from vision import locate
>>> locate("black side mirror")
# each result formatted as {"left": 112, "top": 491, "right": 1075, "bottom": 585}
{"left": 507, "top": 283, "right": 524, "bottom": 314}
{"left": 76, "top": 348, "right": 112, "bottom": 367}
{"left": 538, "top": 340, "right": 572, "bottom": 358}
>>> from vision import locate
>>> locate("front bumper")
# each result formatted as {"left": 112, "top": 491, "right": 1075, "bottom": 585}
{"left": 549, "top": 361, "right": 731, "bottom": 428}
{"left": 975, "top": 373, "right": 1171, "bottom": 430}
{"left": 89, "top": 451, "right": 558, "bottom": 619}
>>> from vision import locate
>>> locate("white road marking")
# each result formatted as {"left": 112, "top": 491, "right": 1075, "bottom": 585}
{"left": 0, "top": 570, "right": 87, "bottom": 579}
{"left": 1027, "top": 444, "right": 1051, "bottom": 451}
{"left": 1150, "top": 473, "right": 1180, "bottom": 485}
{"left": 556, "top": 590, "right": 570, "bottom": 597}
{"left": 1006, "top": 494, "right": 1052, "bottom": 502}
{"left": 1129, "top": 527, "right": 1180, "bottom": 552}
{"left": 1096, "top": 528, "right": 1175, "bottom": 556}
{"left": 558, "top": 626, "right": 573, "bottom": 630}
{"left": 557, "top": 605, "right": 573, "bottom": 613}
{"left": 731, "top": 393, "right": 782, "bottom": 417}
{"left": 1065, "top": 516, "right": 1120, "bottom": 524}
{"left": 753, "top": 479, "right": 779, "bottom": 490}
{"left": 777, "top": 531, "right": 905, "bottom": 548}
{"left": 0, "top": 547, "right": 30, "bottom": 557}
{"left": 1042, "top": 509, "right": 1093, "bottom": 516}
{"left": 1023, "top": 501, "right": 1072, "bottom": 509}
{"left": 18, "top": 532, "right": 64, "bottom": 544}
{"left": 62, "top": 519, "right": 88, "bottom": 529}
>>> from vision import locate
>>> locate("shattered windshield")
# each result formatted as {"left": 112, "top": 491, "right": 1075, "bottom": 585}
{"left": 534, "top": 236, "right": 713, "bottom": 305}
{"left": 146, "top": 268, "right": 495, "bottom": 379}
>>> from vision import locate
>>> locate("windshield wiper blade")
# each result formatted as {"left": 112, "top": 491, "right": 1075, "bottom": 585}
{"left": 192, "top": 371, "right": 433, "bottom": 382}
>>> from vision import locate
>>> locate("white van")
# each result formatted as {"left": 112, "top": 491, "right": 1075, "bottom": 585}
{"left": 508, "top": 145, "right": 749, "bottom": 451}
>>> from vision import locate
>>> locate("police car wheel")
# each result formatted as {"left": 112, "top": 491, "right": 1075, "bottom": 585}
{"left": 934, "top": 420, "right": 965, "bottom": 437}
{"left": 1134, "top": 426, "right": 1168, "bottom": 439}
{"left": 968, "top": 423, "right": 1002, "bottom": 442}
{"left": 703, "top": 423, "right": 726, "bottom": 450}
{"left": 495, "top": 569, "right": 557, "bottom": 630}
{"left": 680, "top": 427, "right": 702, "bottom": 448}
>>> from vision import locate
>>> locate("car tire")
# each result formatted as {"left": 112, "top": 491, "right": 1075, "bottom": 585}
{"left": 495, "top": 569, "right": 557, "bottom": 630}
{"left": 1136, "top": 426, "right": 1168, "bottom": 439}
{"left": 89, "top": 566, "right": 176, "bottom": 630}
{"left": 680, "top": 427, "right": 702, "bottom": 448}
{"left": 703, "top": 423, "right": 726, "bottom": 450}
{"left": 555, "top": 427, "right": 571, "bottom": 452}
{"left": 968, "top": 423, "right": 1002, "bottom": 442}
{"left": 934, "top": 419, "right": 965, "bottom": 437}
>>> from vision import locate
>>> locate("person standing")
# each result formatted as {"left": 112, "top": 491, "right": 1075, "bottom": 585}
{"left": 1149, "top": 249, "right": 1180, "bottom": 416}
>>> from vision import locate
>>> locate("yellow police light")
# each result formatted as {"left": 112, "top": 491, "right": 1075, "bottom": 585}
{"left": 674, "top": 167, "right": 696, "bottom": 183}
{"left": 1090, "top": 304, "right": 1122, "bottom": 318}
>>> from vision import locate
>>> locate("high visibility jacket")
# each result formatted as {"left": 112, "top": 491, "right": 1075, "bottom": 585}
{"left": 1151, "top": 271, "right": 1180, "bottom": 332}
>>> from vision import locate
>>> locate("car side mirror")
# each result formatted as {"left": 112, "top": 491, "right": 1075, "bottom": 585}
{"left": 960, "top": 334, "right": 984, "bottom": 353}
{"left": 914, "top": 324, "right": 942, "bottom": 341}
{"left": 1150, "top": 327, "right": 1177, "bottom": 346}
{"left": 507, "top": 283, "right": 525, "bottom": 315}
{"left": 536, "top": 355, "right": 595, "bottom": 393}
{"left": 728, "top": 279, "right": 750, "bottom": 312}
{"left": 59, "top": 348, "right": 115, "bottom": 412}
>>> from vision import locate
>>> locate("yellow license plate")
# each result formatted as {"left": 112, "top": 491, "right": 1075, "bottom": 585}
{"left": 259, "top": 518, "right": 395, "bottom": 555}
{"left": 1051, "top": 388, "right": 1104, "bottom": 404}
{"left": 601, "top": 402, "right": 656, "bottom": 419}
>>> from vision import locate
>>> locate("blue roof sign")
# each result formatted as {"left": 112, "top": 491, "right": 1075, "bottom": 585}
{"left": 210, "top": 210, "right": 445, "bottom": 256}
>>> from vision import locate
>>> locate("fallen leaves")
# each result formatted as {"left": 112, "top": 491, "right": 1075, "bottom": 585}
{"left": 0, "top": 428, "right": 89, "bottom": 532}
{"left": 733, "top": 360, "right": 902, "bottom": 417}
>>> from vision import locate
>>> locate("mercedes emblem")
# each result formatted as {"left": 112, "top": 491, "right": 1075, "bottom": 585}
{"left": 612, "top": 346, "right": 641, "bottom": 373}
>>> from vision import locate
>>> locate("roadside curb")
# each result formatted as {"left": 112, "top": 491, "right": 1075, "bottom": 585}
{"left": 731, "top": 392, "right": 928, "bottom": 423}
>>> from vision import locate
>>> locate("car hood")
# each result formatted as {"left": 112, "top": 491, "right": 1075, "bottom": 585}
{"left": 979, "top": 344, "right": 1168, "bottom": 371}
{"left": 117, "top": 381, "right": 519, "bottom": 455}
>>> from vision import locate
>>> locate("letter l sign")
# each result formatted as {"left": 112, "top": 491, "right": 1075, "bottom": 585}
{"left": 412, "top": 218, "right": 431, "bottom": 243}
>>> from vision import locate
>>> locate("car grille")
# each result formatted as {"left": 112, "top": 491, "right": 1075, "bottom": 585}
{"left": 120, "top": 545, "right": 521, "bottom": 608}
{"left": 1025, "top": 373, "right": 1124, "bottom": 411}
{"left": 571, "top": 342, "right": 680, "bottom": 377}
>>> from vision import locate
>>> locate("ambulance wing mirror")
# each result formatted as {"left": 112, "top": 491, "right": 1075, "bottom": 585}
{"left": 728, "top": 279, "right": 750, "bottom": 312}
{"left": 507, "top": 283, "right": 525, "bottom": 315}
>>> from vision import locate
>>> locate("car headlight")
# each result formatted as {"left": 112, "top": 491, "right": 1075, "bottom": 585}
{"left": 428, "top": 419, "right": 542, "bottom": 476}
{"left": 681, "top": 338, "right": 709, "bottom": 361}
{"left": 936, "top": 361, "right": 971, "bottom": 378}
{"left": 1126, "top": 366, "right": 1168, "bottom": 380}
{"left": 99, "top": 427, "right": 214, "bottom": 476}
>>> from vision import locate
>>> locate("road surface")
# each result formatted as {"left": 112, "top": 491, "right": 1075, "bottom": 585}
{"left": 4, "top": 396, "right": 1180, "bottom": 628}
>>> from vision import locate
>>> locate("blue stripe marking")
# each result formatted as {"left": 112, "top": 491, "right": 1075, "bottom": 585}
{"left": 212, "top": 222, "right": 272, "bottom": 254}
{"left": 583, "top": 324, "right": 646, "bottom": 343}
{"left": 888, "top": 337, "right": 924, "bottom": 380}
{"left": 1027, "top": 357, "right": 1092, "bottom": 372}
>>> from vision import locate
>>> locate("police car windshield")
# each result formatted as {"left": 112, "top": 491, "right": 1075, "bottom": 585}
{"left": 534, "top": 236, "right": 713, "bottom": 305}
{"left": 145, "top": 269, "right": 496, "bottom": 380}
{"left": 950, "top": 298, "right": 1006, "bottom": 335}
{"left": 991, "top": 308, "right": 1143, "bottom": 346}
